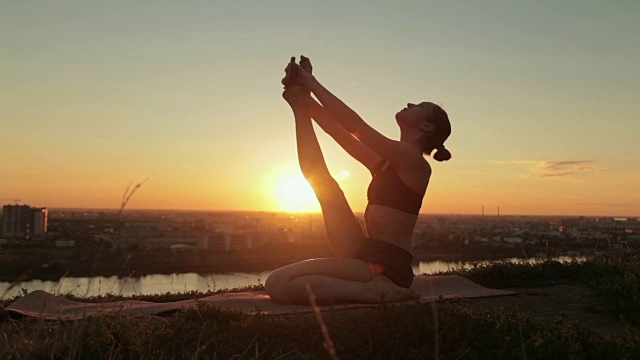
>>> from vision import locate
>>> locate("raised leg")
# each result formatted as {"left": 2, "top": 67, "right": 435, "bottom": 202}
{"left": 285, "top": 86, "right": 366, "bottom": 258}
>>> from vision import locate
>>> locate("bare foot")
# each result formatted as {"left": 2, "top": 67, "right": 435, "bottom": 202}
{"left": 282, "top": 56, "right": 312, "bottom": 104}
{"left": 296, "top": 56, "right": 313, "bottom": 96}
{"left": 370, "top": 275, "right": 419, "bottom": 303}
{"left": 300, "top": 55, "right": 313, "bottom": 75}
{"left": 281, "top": 56, "right": 297, "bottom": 86}
{"left": 281, "top": 55, "right": 314, "bottom": 93}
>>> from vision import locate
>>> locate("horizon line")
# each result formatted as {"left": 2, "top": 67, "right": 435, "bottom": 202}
{"left": 3, "top": 205, "right": 638, "bottom": 219}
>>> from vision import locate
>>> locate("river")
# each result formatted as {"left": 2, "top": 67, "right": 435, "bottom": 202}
{"left": 0, "top": 257, "right": 580, "bottom": 299}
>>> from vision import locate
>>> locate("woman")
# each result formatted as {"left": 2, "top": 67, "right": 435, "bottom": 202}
{"left": 265, "top": 56, "right": 452, "bottom": 304}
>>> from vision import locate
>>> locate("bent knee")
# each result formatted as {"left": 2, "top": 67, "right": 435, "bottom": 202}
{"left": 265, "top": 270, "right": 293, "bottom": 304}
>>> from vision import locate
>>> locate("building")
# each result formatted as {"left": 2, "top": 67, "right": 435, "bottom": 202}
{"left": 434, "top": 217, "right": 448, "bottom": 230}
{"left": 1, "top": 204, "right": 48, "bottom": 239}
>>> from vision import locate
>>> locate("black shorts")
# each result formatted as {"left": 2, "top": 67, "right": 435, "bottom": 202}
{"left": 356, "top": 238, "right": 414, "bottom": 288}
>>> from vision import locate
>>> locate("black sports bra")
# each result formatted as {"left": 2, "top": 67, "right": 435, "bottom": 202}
{"left": 367, "top": 160, "right": 423, "bottom": 215}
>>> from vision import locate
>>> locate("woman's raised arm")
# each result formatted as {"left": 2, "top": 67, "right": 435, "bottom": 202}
{"left": 308, "top": 98, "right": 382, "bottom": 173}
{"left": 288, "top": 60, "right": 421, "bottom": 170}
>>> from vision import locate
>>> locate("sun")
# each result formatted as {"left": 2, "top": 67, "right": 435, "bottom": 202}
{"left": 273, "top": 174, "right": 319, "bottom": 213}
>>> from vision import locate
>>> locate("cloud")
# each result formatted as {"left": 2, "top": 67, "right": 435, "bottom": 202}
{"left": 539, "top": 171, "right": 575, "bottom": 178}
{"left": 578, "top": 202, "right": 635, "bottom": 207}
{"left": 495, "top": 159, "right": 603, "bottom": 178}
{"left": 537, "top": 160, "right": 602, "bottom": 178}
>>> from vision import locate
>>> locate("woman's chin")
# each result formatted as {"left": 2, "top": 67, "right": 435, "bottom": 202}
{"left": 395, "top": 111, "right": 408, "bottom": 124}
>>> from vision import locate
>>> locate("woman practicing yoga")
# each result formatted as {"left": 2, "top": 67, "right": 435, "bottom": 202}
{"left": 265, "top": 56, "right": 452, "bottom": 304}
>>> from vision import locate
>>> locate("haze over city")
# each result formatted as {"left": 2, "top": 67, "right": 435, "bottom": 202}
{"left": 2, "top": 1, "right": 638, "bottom": 216}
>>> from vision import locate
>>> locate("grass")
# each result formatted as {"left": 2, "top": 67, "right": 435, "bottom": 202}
{"left": 450, "top": 248, "right": 640, "bottom": 324}
{"left": 1, "top": 249, "right": 639, "bottom": 359}
{"left": 0, "top": 284, "right": 267, "bottom": 309}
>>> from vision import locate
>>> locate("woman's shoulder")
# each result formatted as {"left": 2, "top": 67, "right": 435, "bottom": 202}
{"left": 423, "top": 157, "right": 433, "bottom": 177}
{"left": 406, "top": 152, "right": 431, "bottom": 178}
{"left": 389, "top": 155, "right": 430, "bottom": 195}
{"left": 388, "top": 143, "right": 430, "bottom": 170}
{"left": 419, "top": 158, "right": 432, "bottom": 190}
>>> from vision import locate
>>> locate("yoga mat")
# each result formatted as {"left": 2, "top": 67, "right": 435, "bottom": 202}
{"left": 4, "top": 275, "right": 515, "bottom": 320}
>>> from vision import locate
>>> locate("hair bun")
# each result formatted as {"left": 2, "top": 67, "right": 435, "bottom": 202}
{"left": 433, "top": 146, "right": 452, "bottom": 162}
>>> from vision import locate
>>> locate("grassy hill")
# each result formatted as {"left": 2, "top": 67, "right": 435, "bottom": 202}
{"left": 1, "top": 250, "right": 639, "bottom": 359}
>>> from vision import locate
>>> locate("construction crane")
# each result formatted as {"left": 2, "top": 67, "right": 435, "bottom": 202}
{"left": 0, "top": 198, "right": 22, "bottom": 205}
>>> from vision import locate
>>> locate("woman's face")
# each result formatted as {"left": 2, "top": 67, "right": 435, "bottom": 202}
{"left": 395, "top": 102, "right": 434, "bottom": 130}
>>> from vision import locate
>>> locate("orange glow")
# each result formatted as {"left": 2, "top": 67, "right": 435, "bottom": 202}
{"left": 273, "top": 173, "right": 320, "bottom": 213}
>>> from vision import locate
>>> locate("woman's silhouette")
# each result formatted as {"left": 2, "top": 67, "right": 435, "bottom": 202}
{"left": 265, "top": 56, "right": 452, "bottom": 304}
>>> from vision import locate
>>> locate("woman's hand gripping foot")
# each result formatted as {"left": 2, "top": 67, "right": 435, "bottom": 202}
{"left": 281, "top": 55, "right": 314, "bottom": 106}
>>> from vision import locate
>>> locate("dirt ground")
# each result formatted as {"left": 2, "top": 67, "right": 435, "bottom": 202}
{"left": 463, "top": 283, "right": 639, "bottom": 337}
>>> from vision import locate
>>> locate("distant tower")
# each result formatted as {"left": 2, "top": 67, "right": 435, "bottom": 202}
{"left": 2, "top": 204, "right": 48, "bottom": 238}
{"left": 482, "top": 206, "right": 484, "bottom": 216}
{"left": 497, "top": 206, "right": 500, "bottom": 217}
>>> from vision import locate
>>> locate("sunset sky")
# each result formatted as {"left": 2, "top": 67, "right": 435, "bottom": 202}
{"left": 1, "top": 1, "right": 638, "bottom": 216}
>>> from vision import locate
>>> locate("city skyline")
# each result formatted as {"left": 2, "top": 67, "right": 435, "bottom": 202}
{"left": 1, "top": 204, "right": 637, "bottom": 219}
{"left": 2, "top": 1, "right": 639, "bottom": 216}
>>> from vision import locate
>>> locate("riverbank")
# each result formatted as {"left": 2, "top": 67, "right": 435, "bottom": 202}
{"left": 1, "top": 250, "right": 639, "bottom": 359}
{"left": 5, "top": 258, "right": 567, "bottom": 298}
{"left": 0, "top": 243, "right": 546, "bottom": 282}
